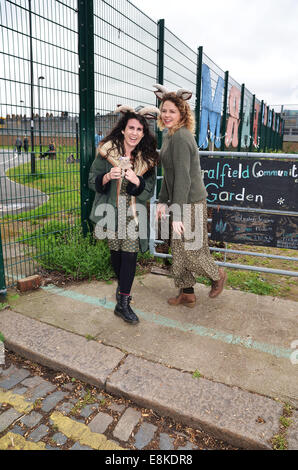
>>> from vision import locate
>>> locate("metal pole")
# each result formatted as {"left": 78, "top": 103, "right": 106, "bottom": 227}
{"left": 38, "top": 76, "right": 44, "bottom": 157}
{"left": 29, "top": 0, "right": 35, "bottom": 174}
{"left": 237, "top": 83, "right": 245, "bottom": 152}
{"left": 156, "top": 19, "right": 165, "bottom": 196}
{"left": 249, "top": 94, "right": 255, "bottom": 152}
{"left": 0, "top": 227, "right": 7, "bottom": 297}
{"left": 257, "top": 100, "right": 263, "bottom": 151}
{"left": 220, "top": 71, "right": 229, "bottom": 151}
{"left": 195, "top": 46, "right": 203, "bottom": 144}
{"left": 76, "top": 119, "right": 79, "bottom": 160}
{"left": 78, "top": 0, "right": 95, "bottom": 236}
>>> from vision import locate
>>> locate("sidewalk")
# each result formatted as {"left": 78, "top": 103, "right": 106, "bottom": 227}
{"left": 0, "top": 272, "right": 297, "bottom": 450}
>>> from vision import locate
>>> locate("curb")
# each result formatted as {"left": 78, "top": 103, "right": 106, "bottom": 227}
{"left": 0, "top": 309, "right": 296, "bottom": 450}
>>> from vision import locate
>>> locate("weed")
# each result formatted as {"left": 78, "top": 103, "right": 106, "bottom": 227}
{"left": 192, "top": 369, "right": 201, "bottom": 379}
{"left": 0, "top": 331, "right": 5, "bottom": 342}
{"left": 33, "top": 228, "right": 114, "bottom": 282}
{"left": 70, "top": 389, "right": 96, "bottom": 415}
{"left": 283, "top": 403, "right": 293, "bottom": 417}
{"left": 85, "top": 334, "right": 96, "bottom": 341}
{"left": 33, "top": 398, "right": 42, "bottom": 410}
{"left": 272, "top": 434, "right": 287, "bottom": 450}
{"left": 0, "top": 303, "right": 9, "bottom": 311}
{"left": 280, "top": 416, "right": 292, "bottom": 428}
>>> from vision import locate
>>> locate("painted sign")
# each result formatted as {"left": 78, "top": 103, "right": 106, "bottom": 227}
{"left": 200, "top": 157, "right": 298, "bottom": 211}
{"left": 211, "top": 209, "right": 298, "bottom": 250}
{"left": 198, "top": 63, "right": 283, "bottom": 150}
{"left": 199, "top": 64, "right": 224, "bottom": 149}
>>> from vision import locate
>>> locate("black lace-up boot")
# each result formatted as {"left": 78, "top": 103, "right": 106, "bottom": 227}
{"left": 114, "top": 294, "right": 139, "bottom": 325}
{"left": 116, "top": 284, "right": 120, "bottom": 303}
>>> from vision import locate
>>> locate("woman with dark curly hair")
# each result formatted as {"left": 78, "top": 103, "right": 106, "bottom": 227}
{"left": 154, "top": 85, "right": 226, "bottom": 308}
{"left": 88, "top": 106, "right": 159, "bottom": 325}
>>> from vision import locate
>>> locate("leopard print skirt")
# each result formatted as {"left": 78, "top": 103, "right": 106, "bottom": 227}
{"left": 171, "top": 200, "right": 220, "bottom": 288}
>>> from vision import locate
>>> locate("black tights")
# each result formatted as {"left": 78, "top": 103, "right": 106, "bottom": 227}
{"left": 110, "top": 250, "right": 138, "bottom": 295}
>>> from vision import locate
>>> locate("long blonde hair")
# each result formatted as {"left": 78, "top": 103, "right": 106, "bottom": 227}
{"left": 157, "top": 93, "right": 195, "bottom": 135}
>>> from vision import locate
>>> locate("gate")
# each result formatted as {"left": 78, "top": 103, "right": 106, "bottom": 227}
{"left": 150, "top": 151, "right": 298, "bottom": 278}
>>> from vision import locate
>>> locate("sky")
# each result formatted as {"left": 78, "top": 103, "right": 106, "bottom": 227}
{"left": 132, "top": 0, "right": 298, "bottom": 107}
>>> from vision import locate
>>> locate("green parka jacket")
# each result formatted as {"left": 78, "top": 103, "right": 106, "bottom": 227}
{"left": 88, "top": 153, "right": 156, "bottom": 253}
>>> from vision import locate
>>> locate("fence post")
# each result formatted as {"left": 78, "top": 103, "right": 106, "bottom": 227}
{"left": 269, "top": 109, "right": 274, "bottom": 150}
{"left": 78, "top": 0, "right": 95, "bottom": 236}
{"left": 281, "top": 118, "right": 285, "bottom": 150}
{"left": 249, "top": 94, "right": 255, "bottom": 152}
{"left": 156, "top": 19, "right": 165, "bottom": 196}
{"left": 29, "top": 0, "right": 35, "bottom": 174}
{"left": 220, "top": 71, "right": 229, "bottom": 151}
{"left": 265, "top": 105, "right": 269, "bottom": 152}
{"left": 258, "top": 100, "right": 263, "bottom": 151}
{"left": 237, "top": 83, "right": 245, "bottom": 152}
{"left": 195, "top": 46, "right": 203, "bottom": 144}
{"left": 0, "top": 229, "right": 6, "bottom": 297}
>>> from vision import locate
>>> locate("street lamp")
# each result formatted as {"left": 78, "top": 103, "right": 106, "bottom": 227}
{"left": 20, "top": 100, "right": 24, "bottom": 122}
{"left": 38, "top": 75, "right": 45, "bottom": 157}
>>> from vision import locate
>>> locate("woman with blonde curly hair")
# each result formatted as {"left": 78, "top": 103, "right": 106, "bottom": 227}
{"left": 155, "top": 85, "right": 226, "bottom": 308}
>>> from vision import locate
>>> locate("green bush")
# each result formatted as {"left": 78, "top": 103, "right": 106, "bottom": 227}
{"left": 38, "top": 228, "right": 114, "bottom": 281}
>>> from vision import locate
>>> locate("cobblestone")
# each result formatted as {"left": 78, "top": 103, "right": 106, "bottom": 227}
{"left": 20, "top": 411, "right": 43, "bottom": 427}
{"left": 88, "top": 412, "right": 113, "bottom": 434}
{"left": 0, "top": 408, "right": 22, "bottom": 433}
{"left": 41, "top": 391, "right": 67, "bottom": 412}
{"left": 134, "top": 422, "right": 157, "bottom": 449}
{"left": 0, "top": 350, "right": 242, "bottom": 451}
{"left": 27, "top": 424, "right": 49, "bottom": 442}
{"left": 112, "top": 408, "right": 142, "bottom": 442}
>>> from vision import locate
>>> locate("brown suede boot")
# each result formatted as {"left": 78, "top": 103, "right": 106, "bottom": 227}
{"left": 209, "top": 268, "right": 227, "bottom": 298}
{"left": 168, "top": 290, "right": 196, "bottom": 308}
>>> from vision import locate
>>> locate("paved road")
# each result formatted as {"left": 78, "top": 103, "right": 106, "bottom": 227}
{"left": 0, "top": 150, "right": 48, "bottom": 215}
{"left": 0, "top": 349, "right": 237, "bottom": 451}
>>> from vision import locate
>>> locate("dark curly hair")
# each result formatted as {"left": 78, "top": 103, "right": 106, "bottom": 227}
{"left": 100, "top": 112, "right": 159, "bottom": 169}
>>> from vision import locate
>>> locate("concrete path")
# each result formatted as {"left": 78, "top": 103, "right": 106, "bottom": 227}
{"left": 0, "top": 149, "right": 48, "bottom": 215}
{"left": 0, "top": 273, "right": 297, "bottom": 449}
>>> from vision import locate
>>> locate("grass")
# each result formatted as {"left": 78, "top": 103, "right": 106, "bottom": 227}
{"left": 3, "top": 149, "right": 81, "bottom": 225}
{"left": 271, "top": 402, "right": 294, "bottom": 450}
{"left": 0, "top": 332, "right": 5, "bottom": 342}
{"left": 36, "top": 228, "right": 115, "bottom": 282}
{"left": 196, "top": 269, "right": 281, "bottom": 296}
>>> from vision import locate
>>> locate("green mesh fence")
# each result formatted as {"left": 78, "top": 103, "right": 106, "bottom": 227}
{"left": 0, "top": 0, "right": 284, "bottom": 290}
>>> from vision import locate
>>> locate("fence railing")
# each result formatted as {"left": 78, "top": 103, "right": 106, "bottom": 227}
{"left": 0, "top": 0, "right": 291, "bottom": 292}
{"left": 150, "top": 151, "right": 298, "bottom": 278}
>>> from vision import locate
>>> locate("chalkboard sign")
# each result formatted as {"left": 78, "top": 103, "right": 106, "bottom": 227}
{"left": 211, "top": 208, "right": 298, "bottom": 249}
{"left": 200, "top": 157, "right": 298, "bottom": 211}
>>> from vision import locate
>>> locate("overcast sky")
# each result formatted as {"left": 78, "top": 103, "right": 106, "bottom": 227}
{"left": 132, "top": 0, "right": 298, "bottom": 107}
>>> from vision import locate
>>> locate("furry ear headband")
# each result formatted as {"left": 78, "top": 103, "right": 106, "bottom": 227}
{"left": 153, "top": 83, "right": 193, "bottom": 101}
{"left": 115, "top": 104, "right": 160, "bottom": 120}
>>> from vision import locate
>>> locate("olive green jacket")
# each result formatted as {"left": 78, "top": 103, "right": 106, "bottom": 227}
{"left": 158, "top": 126, "right": 207, "bottom": 219}
{"left": 88, "top": 154, "right": 156, "bottom": 253}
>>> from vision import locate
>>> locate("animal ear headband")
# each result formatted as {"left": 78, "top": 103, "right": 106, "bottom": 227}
{"left": 153, "top": 83, "right": 193, "bottom": 101}
{"left": 115, "top": 104, "right": 160, "bottom": 120}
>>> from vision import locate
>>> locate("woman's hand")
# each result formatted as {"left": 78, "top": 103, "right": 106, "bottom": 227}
{"left": 124, "top": 168, "right": 140, "bottom": 186}
{"left": 102, "top": 167, "right": 121, "bottom": 186}
{"left": 109, "top": 167, "right": 122, "bottom": 180}
{"left": 156, "top": 203, "right": 167, "bottom": 220}
{"left": 172, "top": 220, "right": 185, "bottom": 236}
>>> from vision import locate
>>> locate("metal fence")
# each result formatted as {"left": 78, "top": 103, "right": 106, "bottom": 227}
{"left": 0, "top": 0, "right": 292, "bottom": 293}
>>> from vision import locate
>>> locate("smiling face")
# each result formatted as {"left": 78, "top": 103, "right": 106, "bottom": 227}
{"left": 122, "top": 118, "right": 144, "bottom": 153}
{"left": 160, "top": 100, "right": 182, "bottom": 130}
